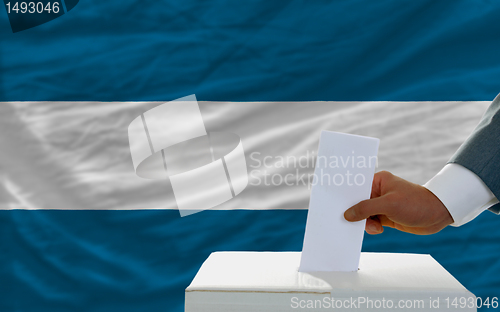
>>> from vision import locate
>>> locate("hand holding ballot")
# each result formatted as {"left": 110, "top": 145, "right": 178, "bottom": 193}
{"left": 345, "top": 93, "right": 500, "bottom": 234}
{"left": 344, "top": 171, "right": 453, "bottom": 235}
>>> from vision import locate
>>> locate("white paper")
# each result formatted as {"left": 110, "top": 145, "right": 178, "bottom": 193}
{"left": 299, "top": 131, "right": 379, "bottom": 272}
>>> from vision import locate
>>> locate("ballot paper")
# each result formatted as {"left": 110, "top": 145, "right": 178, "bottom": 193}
{"left": 299, "top": 131, "right": 379, "bottom": 272}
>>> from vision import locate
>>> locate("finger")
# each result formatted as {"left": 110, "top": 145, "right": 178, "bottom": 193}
{"left": 344, "top": 196, "right": 391, "bottom": 222}
{"left": 376, "top": 216, "right": 431, "bottom": 235}
{"left": 370, "top": 173, "right": 382, "bottom": 199}
{"left": 375, "top": 215, "right": 428, "bottom": 235}
{"left": 370, "top": 171, "right": 390, "bottom": 199}
{"left": 365, "top": 217, "right": 383, "bottom": 234}
{"left": 377, "top": 215, "right": 396, "bottom": 228}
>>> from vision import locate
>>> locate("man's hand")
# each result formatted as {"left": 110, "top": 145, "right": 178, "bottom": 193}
{"left": 344, "top": 171, "right": 454, "bottom": 235}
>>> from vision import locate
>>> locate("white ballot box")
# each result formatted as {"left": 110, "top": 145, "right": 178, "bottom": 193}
{"left": 185, "top": 252, "right": 476, "bottom": 312}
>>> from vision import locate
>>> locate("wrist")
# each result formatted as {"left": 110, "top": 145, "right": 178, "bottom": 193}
{"left": 423, "top": 186, "right": 454, "bottom": 230}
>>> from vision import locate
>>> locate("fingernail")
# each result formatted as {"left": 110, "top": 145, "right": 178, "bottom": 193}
{"left": 368, "top": 224, "right": 379, "bottom": 232}
{"left": 344, "top": 209, "right": 355, "bottom": 221}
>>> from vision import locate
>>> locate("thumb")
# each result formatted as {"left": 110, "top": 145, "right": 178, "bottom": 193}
{"left": 344, "top": 196, "right": 391, "bottom": 222}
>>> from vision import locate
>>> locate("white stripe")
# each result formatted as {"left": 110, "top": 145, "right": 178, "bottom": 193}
{"left": 0, "top": 101, "right": 490, "bottom": 210}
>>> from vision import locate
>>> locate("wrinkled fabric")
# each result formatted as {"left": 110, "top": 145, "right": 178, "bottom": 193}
{"left": 1, "top": 1, "right": 500, "bottom": 311}
{"left": 0, "top": 1, "right": 500, "bottom": 101}
{"left": 450, "top": 93, "right": 500, "bottom": 214}
{"left": 1, "top": 101, "right": 498, "bottom": 312}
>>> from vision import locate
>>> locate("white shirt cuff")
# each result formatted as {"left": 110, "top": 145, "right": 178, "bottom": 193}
{"left": 423, "top": 163, "right": 499, "bottom": 227}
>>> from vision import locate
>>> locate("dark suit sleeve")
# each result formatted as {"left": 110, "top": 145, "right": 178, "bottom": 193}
{"left": 448, "top": 93, "right": 500, "bottom": 214}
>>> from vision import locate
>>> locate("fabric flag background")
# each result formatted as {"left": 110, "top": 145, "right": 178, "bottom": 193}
{"left": 1, "top": 1, "right": 500, "bottom": 311}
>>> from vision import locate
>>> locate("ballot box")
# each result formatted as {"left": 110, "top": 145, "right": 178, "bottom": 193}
{"left": 185, "top": 252, "right": 476, "bottom": 312}
{"left": 186, "top": 131, "right": 476, "bottom": 312}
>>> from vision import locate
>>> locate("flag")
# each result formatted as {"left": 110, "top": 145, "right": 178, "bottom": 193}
{"left": 1, "top": 1, "right": 500, "bottom": 311}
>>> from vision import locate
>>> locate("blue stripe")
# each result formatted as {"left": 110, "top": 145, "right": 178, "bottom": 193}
{"left": 60, "top": 0, "right": 68, "bottom": 14}
{"left": 0, "top": 0, "right": 499, "bottom": 101}
{"left": 1, "top": 210, "right": 499, "bottom": 311}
